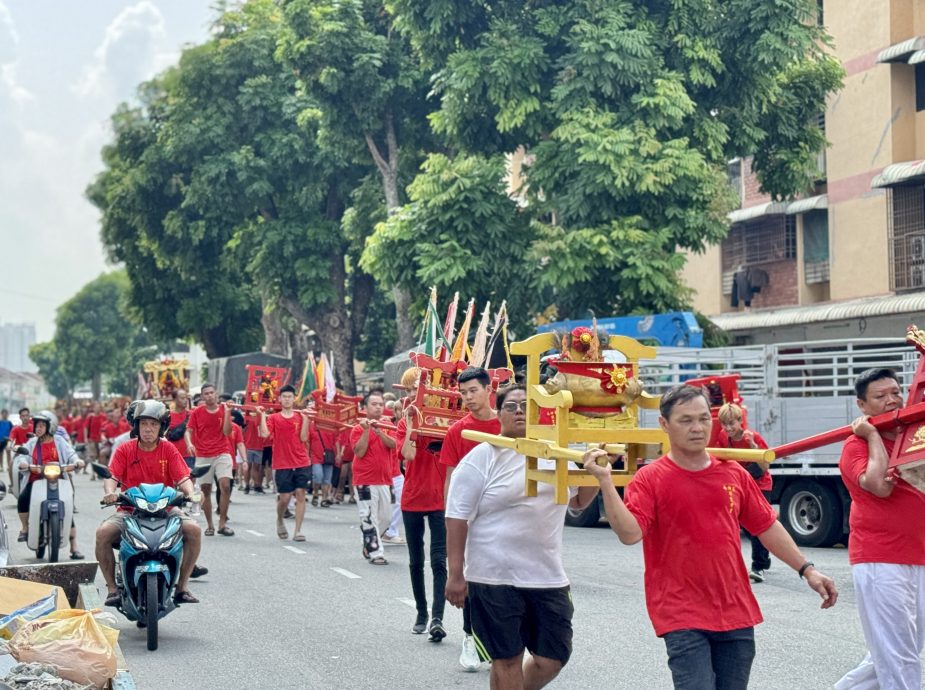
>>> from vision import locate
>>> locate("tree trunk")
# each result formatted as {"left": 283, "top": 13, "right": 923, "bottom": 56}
{"left": 91, "top": 372, "right": 102, "bottom": 401}
{"left": 288, "top": 328, "right": 310, "bottom": 395}
{"left": 260, "top": 297, "right": 290, "bottom": 356}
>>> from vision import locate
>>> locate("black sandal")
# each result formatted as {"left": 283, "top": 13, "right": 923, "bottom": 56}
{"left": 173, "top": 590, "right": 199, "bottom": 604}
{"left": 105, "top": 591, "right": 120, "bottom": 607}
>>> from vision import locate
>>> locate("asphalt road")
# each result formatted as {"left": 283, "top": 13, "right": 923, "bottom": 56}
{"left": 2, "top": 471, "right": 893, "bottom": 690}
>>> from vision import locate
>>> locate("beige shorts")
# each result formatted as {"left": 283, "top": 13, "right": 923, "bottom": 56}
{"left": 86, "top": 441, "right": 100, "bottom": 460}
{"left": 195, "top": 453, "right": 233, "bottom": 485}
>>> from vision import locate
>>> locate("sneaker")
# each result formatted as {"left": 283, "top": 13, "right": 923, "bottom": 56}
{"left": 460, "top": 635, "right": 480, "bottom": 672}
{"left": 191, "top": 565, "right": 209, "bottom": 578}
{"left": 412, "top": 613, "right": 428, "bottom": 635}
{"left": 428, "top": 618, "right": 446, "bottom": 643}
{"left": 283, "top": 509, "right": 294, "bottom": 519}
{"left": 253, "top": 487, "right": 265, "bottom": 495}
{"left": 381, "top": 535, "right": 406, "bottom": 546}
{"left": 749, "top": 569, "right": 765, "bottom": 583}
{"left": 244, "top": 485, "right": 250, "bottom": 495}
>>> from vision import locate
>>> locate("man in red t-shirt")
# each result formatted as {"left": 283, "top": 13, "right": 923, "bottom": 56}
{"left": 166, "top": 389, "right": 193, "bottom": 467}
{"left": 334, "top": 428, "right": 353, "bottom": 503}
{"left": 95, "top": 401, "right": 201, "bottom": 606}
{"left": 717, "top": 403, "right": 773, "bottom": 583}
{"left": 395, "top": 404, "right": 448, "bottom": 640}
{"left": 243, "top": 410, "right": 271, "bottom": 494}
{"left": 85, "top": 401, "right": 106, "bottom": 465}
{"left": 585, "top": 385, "right": 837, "bottom": 689}
{"left": 308, "top": 420, "right": 337, "bottom": 507}
{"left": 350, "top": 389, "right": 396, "bottom": 565}
{"left": 439, "top": 366, "right": 500, "bottom": 669}
{"left": 99, "top": 406, "right": 125, "bottom": 466}
{"left": 185, "top": 383, "right": 233, "bottom": 536}
{"left": 258, "top": 385, "right": 311, "bottom": 542}
{"left": 835, "top": 369, "right": 925, "bottom": 690}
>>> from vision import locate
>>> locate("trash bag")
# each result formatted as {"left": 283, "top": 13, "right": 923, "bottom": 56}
{"left": 7, "top": 609, "right": 119, "bottom": 689}
{"left": 0, "top": 591, "right": 59, "bottom": 640}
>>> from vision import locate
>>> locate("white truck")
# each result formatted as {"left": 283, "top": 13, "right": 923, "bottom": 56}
{"left": 565, "top": 337, "right": 918, "bottom": 547}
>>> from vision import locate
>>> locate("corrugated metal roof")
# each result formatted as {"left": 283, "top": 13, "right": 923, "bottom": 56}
{"left": 871, "top": 160, "right": 925, "bottom": 188}
{"left": 708, "top": 293, "right": 925, "bottom": 332}
{"left": 727, "top": 201, "right": 789, "bottom": 224}
{"left": 785, "top": 194, "right": 828, "bottom": 215}
{"left": 877, "top": 36, "right": 925, "bottom": 63}
{"left": 909, "top": 50, "right": 925, "bottom": 65}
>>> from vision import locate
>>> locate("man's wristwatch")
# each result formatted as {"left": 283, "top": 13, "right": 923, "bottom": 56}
{"left": 798, "top": 561, "right": 815, "bottom": 579}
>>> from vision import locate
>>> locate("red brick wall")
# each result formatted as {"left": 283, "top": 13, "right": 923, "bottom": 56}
{"left": 742, "top": 158, "right": 771, "bottom": 208}
{"left": 738, "top": 260, "right": 798, "bottom": 309}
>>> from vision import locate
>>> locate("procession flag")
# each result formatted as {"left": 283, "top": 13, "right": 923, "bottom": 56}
{"left": 297, "top": 352, "right": 318, "bottom": 401}
{"left": 484, "top": 300, "right": 508, "bottom": 369}
{"left": 441, "top": 291, "right": 460, "bottom": 360}
{"left": 450, "top": 299, "right": 475, "bottom": 363}
{"left": 469, "top": 301, "right": 492, "bottom": 368}
{"left": 324, "top": 352, "right": 337, "bottom": 402}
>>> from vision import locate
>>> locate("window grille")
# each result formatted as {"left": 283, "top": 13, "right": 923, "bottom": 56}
{"left": 889, "top": 186, "right": 925, "bottom": 291}
{"left": 722, "top": 215, "right": 796, "bottom": 275}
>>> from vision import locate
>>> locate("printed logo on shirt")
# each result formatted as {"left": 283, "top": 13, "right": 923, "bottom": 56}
{"left": 723, "top": 484, "right": 736, "bottom": 514}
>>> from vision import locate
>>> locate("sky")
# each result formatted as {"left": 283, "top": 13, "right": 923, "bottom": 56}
{"left": 0, "top": 0, "right": 213, "bottom": 342}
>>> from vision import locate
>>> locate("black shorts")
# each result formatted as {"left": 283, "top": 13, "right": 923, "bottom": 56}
{"left": 0, "top": 439, "right": 9, "bottom": 452}
{"left": 261, "top": 446, "right": 273, "bottom": 466}
{"left": 274, "top": 467, "right": 310, "bottom": 494}
{"left": 468, "top": 582, "right": 574, "bottom": 665}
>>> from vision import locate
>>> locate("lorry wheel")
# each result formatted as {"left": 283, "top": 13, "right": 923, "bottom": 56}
{"left": 565, "top": 495, "right": 602, "bottom": 527}
{"left": 779, "top": 480, "right": 843, "bottom": 548}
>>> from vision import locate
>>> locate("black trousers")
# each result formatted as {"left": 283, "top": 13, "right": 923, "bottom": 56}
{"left": 747, "top": 491, "right": 773, "bottom": 571}
{"left": 401, "top": 509, "right": 447, "bottom": 620}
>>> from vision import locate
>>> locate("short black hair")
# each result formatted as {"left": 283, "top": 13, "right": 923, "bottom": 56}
{"left": 659, "top": 385, "right": 710, "bottom": 420}
{"left": 200, "top": 383, "right": 215, "bottom": 393}
{"left": 855, "top": 368, "right": 900, "bottom": 400}
{"left": 18, "top": 407, "right": 29, "bottom": 415}
{"left": 458, "top": 367, "right": 491, "bottom": 387}
{"left": 496, "top": 384, "right": 526, "bottom": 409}
{"left": 363, "top": 388, "right": 385, "bottom": 406}
{"left": 280, "top": 384, "right": 297, "bottom": 395}
{"left": 219, "top": 393, "right": 233, "bottom": 402}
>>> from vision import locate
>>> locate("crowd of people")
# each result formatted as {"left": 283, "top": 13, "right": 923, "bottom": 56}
{"left": 3, "top": 364, "right": 924, "bottom": 689}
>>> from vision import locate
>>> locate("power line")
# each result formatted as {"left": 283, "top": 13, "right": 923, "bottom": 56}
{"left": 0, "top": 288, "right": 59, "bottom": 304}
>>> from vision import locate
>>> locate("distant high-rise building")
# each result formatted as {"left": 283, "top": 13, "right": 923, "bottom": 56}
{"left": 0, "top": 322, "right": 37, "bottom": 373}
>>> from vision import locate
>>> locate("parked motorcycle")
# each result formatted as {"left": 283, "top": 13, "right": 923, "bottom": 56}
{"left": 15, "top": 447, "right": 76, "bottom": 563}
{"left": 93, "top": 462, "right": 207, "bottom": 651}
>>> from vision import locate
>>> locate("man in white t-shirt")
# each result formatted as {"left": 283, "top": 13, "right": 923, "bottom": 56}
{"left": 445, "top": 385, "right": 604, "bottom": 690}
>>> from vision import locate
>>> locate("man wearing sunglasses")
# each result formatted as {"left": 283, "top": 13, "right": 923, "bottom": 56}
{"left": 445, "top": 385, "right": 602, "bottom": 690}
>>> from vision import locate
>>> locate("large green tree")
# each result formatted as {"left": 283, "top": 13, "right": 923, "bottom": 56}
{"left": 375, "top": 0, "right": 842, "bottom": 318}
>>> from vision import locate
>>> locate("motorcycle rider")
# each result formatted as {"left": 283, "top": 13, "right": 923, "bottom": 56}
{"left": 96, "top": 400, "right": 202, "bottom": 606}
{"left": 15, "top": 410, "right": 84, "bottom": 558}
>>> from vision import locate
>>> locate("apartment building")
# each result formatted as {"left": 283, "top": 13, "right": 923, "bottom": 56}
{"left": 684, "top": 1, "right": 925, "bottom": 344}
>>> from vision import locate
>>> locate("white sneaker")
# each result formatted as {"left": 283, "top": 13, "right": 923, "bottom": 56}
{"left": 381, "top": 535, "right": 406, "bottom": 545}
{"left": 459, "top": 635, "right": 480, "bottom": 672}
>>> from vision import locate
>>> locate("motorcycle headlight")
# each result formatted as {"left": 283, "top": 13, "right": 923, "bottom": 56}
{"left": 159, "top": 530, "right": 182, "bottom": 550}
{"left": 133, "top": 499, "right": 151, "bottom": 512}
{"left": 43, "top": 465, "right": 61, "bottom": 480}
{"left": 126, "top": 532, "right": 147, "bottom": 551}
{"left": 155, "top": 497, "right": 170, "bottom": 511}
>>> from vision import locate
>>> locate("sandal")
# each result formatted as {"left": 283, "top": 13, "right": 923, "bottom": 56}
{"left": 204, "top": 527, "right": 215, "bottom": 536}
{"left": 17, "top": 531, "right": 27, "bottom": 542}
{"left": 369, "top": 556, "right": 389, "bottom": 565}
{"left": 277, "top": 524, "right": 288, "bottom": 540}
{"left": 105, "top": 591, "right": 120, "bottom": 607}
{"left": 217, "top": 526, "right": 235, "bottom": 537}
{"left": 173, "top": 590, "right": 199, "bottom": 604}
{"left": 70, "top": 551, "right": 85, "bottom": 560}
{"left": 293, "top": 533, "right": 306, "bottom": 542}
{"left": 320, "top": 500, "right": 332, "bottom": 508}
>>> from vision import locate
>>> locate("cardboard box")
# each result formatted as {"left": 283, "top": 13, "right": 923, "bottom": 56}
{"left": 0, "top": 575, "right": 68, "bottom": 618}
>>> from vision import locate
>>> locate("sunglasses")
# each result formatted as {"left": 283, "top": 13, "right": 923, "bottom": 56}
{"left": 500, "top": 401, "right": 528, "bottom": 412}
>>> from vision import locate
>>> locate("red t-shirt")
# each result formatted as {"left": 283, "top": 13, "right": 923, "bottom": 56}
{"left": 840, "top": 435, "right": 925, "bottom": 565}
{"left": 339, "top": 429, "right": 354, "bottom": 464}
{"left": 625, "top": 455, "right": 777, "bottom": 637}
{"left": 100, "top": 421, "right": 122, "bottom": 442}
{"left": 439, "top": 413, "right": 501, "bottom": 468}
{"left": 75, "top": 417, "right": 87, "bottom": 443}
{"left": 717, "top": 429, "right": 772, "bottom": 491}
{"left": 349, "top": 423, "right": 393, "bottom": 486}
{"left": 243, "top": 414, "right": 270, "bottom": 450}
{"left": 86, "top": 413, "right": 106, "bottom": 442}
{"left": 226, "top": 424, "right": 245, "bottom": 463}
{"left": 109, "top": 440, "right": 190, "bottom": 512}
{"left": 168, "top": 410, "right": 190, "bottom": 457}
{"left": 10, "top": 424, "right": 32, "bottom": 445}
{"left": 27, "top": 441, "right": 60, "bottom": 484}
{"left": 266, "top": 412, "right": 310, "bottom": 470}
{"left": 308, "top": 423, "right": 338, "bottom": 466}
{"left": 188, "top": 406, "right": 230, "bottom": 457}
{"left": 394, "top": 419, "right": 446, "bottom": 512}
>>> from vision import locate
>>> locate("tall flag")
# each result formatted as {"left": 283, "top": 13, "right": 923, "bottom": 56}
{"left": 469, "top": 301, "right": 492, "bottom": 368}
{"left": 484, "top": 301, "right": 508, "bottom": 369}
{"left": 297, "top": 352, "right": 318, "bottom": 402}
{"left": 315, "top": 353, "right": 325, "bottom": 395}
{"left": 450, "top": 298, "right": 475, "bottom": 363}
{"left": 441, "top": 292, "right": 460, "bottom": 360}
{"left": 324, "top": 352, "right": 337, "bottom": 402}
{"left": 423, "top": 286, "right": 442, "bottom": 357}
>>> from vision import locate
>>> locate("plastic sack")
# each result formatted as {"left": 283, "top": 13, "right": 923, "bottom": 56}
{"left": 0, "top": 590, "right": 59, "bottom": 640}
{"left": 7, "top": 608, "right": 119, "bottom": 689}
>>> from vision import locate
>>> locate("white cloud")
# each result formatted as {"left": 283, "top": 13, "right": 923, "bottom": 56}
{"left": 0, "top": 1, "right": 33, "bottom": 103}
{"left": 74, "top": 1, "right": 169, "bottom": 98}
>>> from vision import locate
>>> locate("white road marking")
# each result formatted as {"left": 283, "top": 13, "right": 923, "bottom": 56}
{"left": 246, "top": 530, "right": 265, "bottom": 537}
{"left": 330, "top": 567, "right": 361, "bottom": 579}
{"left": 283, "top": 545, "right": 306, "bottom": 554}
{"left": 397, "top": 598, "right": 417, "bottom": 609}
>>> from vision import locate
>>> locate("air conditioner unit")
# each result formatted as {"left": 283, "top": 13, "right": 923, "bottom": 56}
{"left": 911, "top": 235, "right": 925, "bottom": 262}
{"left": 910, "top": 265, "right": 925, "bottom": 288}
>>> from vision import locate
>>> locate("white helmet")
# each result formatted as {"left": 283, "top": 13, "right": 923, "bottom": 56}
{"left": 32, "top": 410, "right": 58, "bottom": 437}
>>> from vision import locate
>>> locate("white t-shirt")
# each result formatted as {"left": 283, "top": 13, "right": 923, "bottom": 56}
{"left": 445, "top": 443, "right": 577, "bottom": 588}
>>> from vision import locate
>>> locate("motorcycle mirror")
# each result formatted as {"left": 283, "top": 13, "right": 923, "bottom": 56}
{"left": 91, "top": 462, "right": 112, "bottom": 480}
{"left": 14, "top": 447, "right": 29, "bottom": 456}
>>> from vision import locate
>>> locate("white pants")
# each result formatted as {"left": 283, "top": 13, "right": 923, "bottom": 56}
{"left": 386, "top": 473, "right": 404, "bottom": 538}
{"left": 835, "top": 562, "right": 925, "bottom": 690}
{"left": 355, "top": 484, "right": 392, "bottom": 560}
